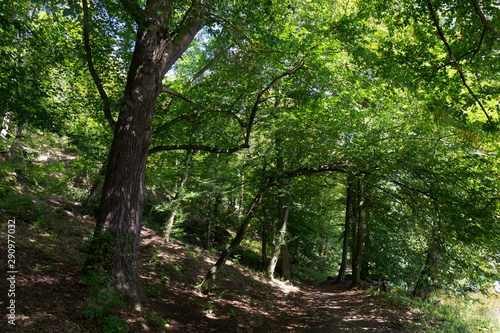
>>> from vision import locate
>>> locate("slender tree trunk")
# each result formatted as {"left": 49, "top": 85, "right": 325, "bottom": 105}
{"left": 1, "top": 111, "right": 10, "bottom": 138}
{"left": 198, "top": 178, "right": 271, "bottom": 293}
{"left": 164, "top": 150, "right": 193, "bottom": 242}
{"left": 361, "top": 223, "right": 371, "bottom": 280}
{"left": 338, "top": 175, "right": 354, "bottom": 282}
{"left": 281, "top": 242, "right": 290, "bottom": 281}
{"left": 238, "top": 152, "right": 247, "bottom": 218}
{"left": 208, "top": 193, "right": 221, "bottom": 249}
{"left": 83, "top": 0, "right": 209, "bottom": 308}
{"left": 267, "top": 124, "right": 287, "bottom": 280}
{"left": 261, "top": 222, "right": 267, "bottom": 268}
{"left": 266, "top": 205, "right": 289, "bottom": 279}
{"left": 5, "top": 122, "right": 24, "bottom": 162}
{"left": 413, "top": 239, "right": 440, "bottom": 300}
{"left": 351, "top": 175, "right": 365, "bottom": 288}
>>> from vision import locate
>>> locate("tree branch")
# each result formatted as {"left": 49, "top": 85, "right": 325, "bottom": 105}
{"left": 426, "top": 0, "right": 494, "bottom": 126}
{"left": 152, "top": 114, "right": 200, "bottom": 135}
{"left": 121, "top": 0, "right": 145, "bottom": 23}
{"left": 82, "top": 0, "right": 115, "bottom": 131}
{"left": 163, "top": 1, "right": 211, "bottom": 75}
{"left": 244, "top": 61, "right": 305, "bottom": 145}
{"left": 471, "top": 28, "right": 487, "bottom": 61}
{"left": 183, "top": 44, "right": 231, "bottom": 89}
{"left": 150, "top": 62, "right": 305, "bottom": 155}
{"left": 10, "top": 0, "right": 16, "bottom": 20}
{"left": 149, "top": 143, "right": 250, "bottom": 155}
{"left": 161, "top": 87, "right": 194, "bottom": 103}
{"left": 471, "top": 0, "right": 500, "bottom": 38}
{"left": 282, "top": 162, "right": 348, "bottom": 179}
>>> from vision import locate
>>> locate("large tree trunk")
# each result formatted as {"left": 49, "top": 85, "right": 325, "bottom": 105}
{"left": 83, "top": 0, "right": 208, "bottom": 308}
{"left": 198, "top": 178, "right": 271, "bottom": 293}
{"left": 338, "top": 175, "right": 355, "bottom": 283}
{"left": 351, "top": 175, "right": 365, "bottom": 288}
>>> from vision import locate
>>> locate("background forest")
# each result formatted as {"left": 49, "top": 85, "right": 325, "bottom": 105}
{"left": 1, "top": 0, "right": 500, "bottom": 332}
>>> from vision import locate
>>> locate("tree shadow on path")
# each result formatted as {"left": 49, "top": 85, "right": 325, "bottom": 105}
{"left": 280, "top": 280, "right": 409, "bottom": 333}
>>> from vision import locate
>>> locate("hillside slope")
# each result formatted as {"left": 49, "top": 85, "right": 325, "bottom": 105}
{"left": 0, "top": 191, "right": 412, "bottom": 332}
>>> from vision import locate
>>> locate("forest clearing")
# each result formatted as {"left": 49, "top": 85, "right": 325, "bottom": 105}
{"left": 1, "top": 0, "right": 500, "bottom": 332}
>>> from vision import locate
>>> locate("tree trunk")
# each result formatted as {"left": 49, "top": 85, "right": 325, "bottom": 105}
{"left": 5, "top": 122, "right": 24, "bottom": 162}
{"left": 238, "top": 153, "right": 247, "bottom": 218}
{"left": 351, "top": 175, "right": 365, "bottom": 288}
{"left": 413, "top": 239, "right": 440, "bottom": 300}
{"left": 1, "top": 111, "right": 10, "bottom": 138}
{"left": 281, "top": 242, "right": 290, "bottom": 281}
{"left": 338, "top": 175, "right": 354, "bottom": 282}
{"left": 261, "top": 218, "right": 267, "bottom": 268}
{"left": 164, "top": 150, "right": 193, "bottom": 242}
{"left": 267, "top": 123, "right": 287, "bottom": 280}
{"left": 198, "top": 178, "right": 271, "bottom": 293}
{"left": 361, "top": 222, "right": 371, "bottom": 280}
{"left": 207, "top": 193, "right": 221, "bottom": 250}
{"left": 266, "top": 205, "right": 289, "bottom": 279}
{"left": 83, "top": 0, "right": 208, "bottom": 308}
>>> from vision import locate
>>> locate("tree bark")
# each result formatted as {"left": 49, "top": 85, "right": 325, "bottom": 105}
{"left": 261, "top": 222, "right": 267, "bottom": 268}
{"left": 281, "top": 242, "right": 290, "bottom": 281}
{"left": 83, "top": 0, "right": 209, "bottom": 308}
{"left": 338, "top": 175, "right": 355, "bottom": 283}
{"left": 198, "top": 178, "right": 271, "bottom": 293}
{"left": 351, "top": 175, "right": 365, "bottom": 288}
{"left": 261, "top": 204, "right": 269, "bottom": 268}
{"left": 266, "top": 205, "right": 289, "bottom": 279}
{"left": 5, "top": 121, "right": 24, "bottom": 162}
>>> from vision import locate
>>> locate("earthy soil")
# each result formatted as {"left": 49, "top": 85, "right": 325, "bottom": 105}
{"left": 0, "top": 200, "right": 415, "bottom": 333}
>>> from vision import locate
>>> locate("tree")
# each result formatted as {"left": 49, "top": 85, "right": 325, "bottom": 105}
{"left": 10, "top": 0, "right": 497, "bottom": 305}
{"left": 338, "top": 174, "right": 355, "bottom": 283}
{"left": 351, "top": 174, "right": 365, "bottom": 287}
{"left": 1, "top": 2, "right": 74, "bottom": 159}
{"left": 83, "top": 0, "right": 211, "bottom": 307}
{"left": 82, "top": 0, "right": 313, "bottom": 305}
{"left": 162, "top": 150, "right": 193, "bottom": 243}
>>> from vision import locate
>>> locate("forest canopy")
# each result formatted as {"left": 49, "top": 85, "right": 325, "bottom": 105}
{"left": 1, "top": 0, "right": 499, "bottom": 315}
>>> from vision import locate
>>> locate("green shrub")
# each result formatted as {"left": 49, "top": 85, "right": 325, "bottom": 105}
{"left": 101, "top": 316, "right": 130, "bottom": 333}
{"left": 142, "top": 310, "right": 169, "bottom": 332}
{"left": 80, "top": 289, "right": 127, "bottom": 319}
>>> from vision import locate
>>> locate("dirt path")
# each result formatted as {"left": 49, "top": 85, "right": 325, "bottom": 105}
{"left": 284, "top": 281, "right": 408, "bottom": 332}
{"left": 140, "top": 228, "right": 411, "bottom": 333}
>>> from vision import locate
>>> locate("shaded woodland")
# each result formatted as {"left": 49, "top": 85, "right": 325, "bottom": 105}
{"left": 1, "top": 0, "right": 500, "bottom": 331}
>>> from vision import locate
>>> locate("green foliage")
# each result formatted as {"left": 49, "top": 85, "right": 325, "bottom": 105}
{"left": 80, "top": 289, "right": 127, "bottom": 319}
{"left": 143, "top": 282, "right": 164, "bottom": 299}
{"left": 141, "top": 310, "right": 169, "bottom": 332}
{"left": 375, "top": 289, "right": 500, "bottom": 333}
{"left": 80, "top": 267, "right": 110, "bottom": 292}
{"left": 204, "top": 300, "right": 214, "bottom": 314}
{"left": 1, "top": 0, "right": 499, "bottom": 320}
{"left": 100, "top": 316, "right": 130, "bottom": 333}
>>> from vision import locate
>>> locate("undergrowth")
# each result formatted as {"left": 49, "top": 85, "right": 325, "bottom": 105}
{"left": 373, "top": 287, "right": 500, "bottom": 332}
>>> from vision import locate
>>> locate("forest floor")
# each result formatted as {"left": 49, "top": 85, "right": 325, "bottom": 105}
{"left": 0, "top": 190, "right": 419, "bottom": 333}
